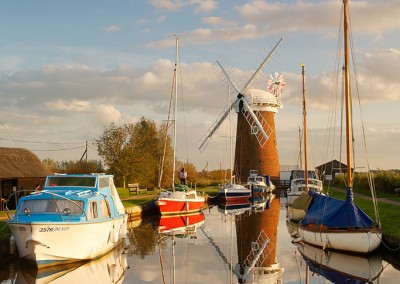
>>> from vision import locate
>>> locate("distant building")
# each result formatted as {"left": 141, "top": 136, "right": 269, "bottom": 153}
{"left": 0, "top": 147, "right": 52, "bottom": 210}
{"left": 315, "top": 159, "right": 348, "bottom": 183}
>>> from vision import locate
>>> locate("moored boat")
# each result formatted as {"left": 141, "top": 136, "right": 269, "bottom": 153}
{"left": 6, "top": 173, "right": 128, "bottom": 268}
{"left": 286, "top": 65, "right": 323, "bottom": 222}
{"left": 155, "top": 185, "right": 205, "bottom": 215}
{"left": 217, "top": 183, "right": 251, "bottom": 204}
{"left": 298, "top": 0, "right": 382, "bottom": 254}
{"left": 286, "top": 171, "right": 322, "bottom": 205}
{"left": 246, "top": 170, "right": 275, "bottom": 196}
{"left": 154, "top": 37, "right": 205, "bottom": 215}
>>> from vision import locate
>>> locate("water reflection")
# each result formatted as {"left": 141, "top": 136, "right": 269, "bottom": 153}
{"left": 14, "top": 244, "right": 128, "bottom": 283}
{"left": 1, "top": 196, "right": 400, "bottom": 283}
{"left": 296, "top": 242, "right": 383, "bottom": 283}
{"left": 234, "top": 197, "right": 283, "bottom": 283}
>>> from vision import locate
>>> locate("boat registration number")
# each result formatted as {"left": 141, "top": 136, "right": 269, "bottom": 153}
{"left": 38, "top": 226, "right": 70, "bottom": 232}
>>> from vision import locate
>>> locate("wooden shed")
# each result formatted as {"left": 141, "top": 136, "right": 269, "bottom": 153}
{"left": 0, "top": 147, "right": 53, "bottom": 210}
{"left": 315, "top": 159, "right": 348, "bottom": 183}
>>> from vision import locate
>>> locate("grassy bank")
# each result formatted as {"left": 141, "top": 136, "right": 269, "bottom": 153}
{"left": 3, "top": 186, "right": 396, "bottom": 242}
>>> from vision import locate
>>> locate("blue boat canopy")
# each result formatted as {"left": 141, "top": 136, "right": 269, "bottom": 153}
{"left": 301, "top": 189, "right": 373, "bottom": 228}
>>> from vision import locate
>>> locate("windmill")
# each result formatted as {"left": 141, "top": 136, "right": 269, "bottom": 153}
{"left": 198, "top": 38, "right": 285, "bottom": 182}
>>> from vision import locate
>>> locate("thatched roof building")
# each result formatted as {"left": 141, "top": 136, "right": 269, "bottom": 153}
{"left": 0, "top": 147, "right": 52, "bottom": 210}
{"left": 0, "top": 147, "right": 52, "bottom": 178}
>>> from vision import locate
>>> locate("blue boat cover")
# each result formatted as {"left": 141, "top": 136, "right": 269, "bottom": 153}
{"left": 301, "top": 189, "right": 373, "bottom": 228}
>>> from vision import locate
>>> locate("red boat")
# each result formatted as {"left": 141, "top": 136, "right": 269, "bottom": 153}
{"left": 155, "top": 188, "right": 205, "bottom": 215}
{"left": 154, "top": 38, "right": 205, "bottom": 216}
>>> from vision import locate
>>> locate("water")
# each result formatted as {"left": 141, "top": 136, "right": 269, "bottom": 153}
{"left": 1, "top": 196, "right": 399, "bottom": 283}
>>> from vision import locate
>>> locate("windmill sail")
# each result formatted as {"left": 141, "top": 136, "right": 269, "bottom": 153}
{"left": 198, "top": 37, "right": 284, "bottom": 152}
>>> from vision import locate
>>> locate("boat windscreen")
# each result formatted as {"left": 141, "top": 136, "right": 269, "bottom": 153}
{"left": 19, "top": 199, "right": 84, "bottom": 214}
{"left": 46, "top": 176, "right": 96, "bottom": 187}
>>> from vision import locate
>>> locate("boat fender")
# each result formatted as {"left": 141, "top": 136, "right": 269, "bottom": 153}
{"left": 121, "top": 223, "right": 128, "bottom": 236}
{"left": 322, "top": 236, "right": 329, "bottom": 251}
{"left": 111, "top": 229, "right": 119, "bottom": 243}
{"left": 292, "top": 237, "right": 302, "bottom": 243}
{"left": 10, "top": 235, "right": 16, "bottom": 255}
{"left": 108, "top": 263, "right": 118, "bottom": 281}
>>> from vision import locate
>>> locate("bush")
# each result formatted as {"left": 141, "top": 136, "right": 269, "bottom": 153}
{"left": 332, "top": 171, "right": 400, "bottom": 194}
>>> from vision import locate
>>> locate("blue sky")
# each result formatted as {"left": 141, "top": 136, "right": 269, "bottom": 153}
{"left": 1, "top": 0, "right": 399, "bottom": 172}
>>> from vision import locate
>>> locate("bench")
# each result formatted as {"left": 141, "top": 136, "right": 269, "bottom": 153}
{"left": 128, "top": 183, "right": 148, "bottom": 195}
{"left": 395, "top": 188, "right": 400, "bottom": 197}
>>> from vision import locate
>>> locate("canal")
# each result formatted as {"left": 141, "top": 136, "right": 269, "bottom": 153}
{"left": 1, "top": 196, "right": 399, "bottom": 283}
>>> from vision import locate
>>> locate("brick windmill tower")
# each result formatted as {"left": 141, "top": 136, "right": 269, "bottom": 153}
{"left": 198, "top": 38, "right": 284, "bottom": 182}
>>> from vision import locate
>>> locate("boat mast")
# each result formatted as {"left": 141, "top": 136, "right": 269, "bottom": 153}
{"left": 301, "top": 64, "right": 309, "bottom": 190}
{"left": 343, "top": 0, "right": 352, "bottom": 189}
{"left": 228, "top": 84, "right": 234, "bottom": 184}
{"left": 298, "top": 126, "right": 303, "bottom": 171}
{"left": 172, "top": 37, "right": 179, "bottom": 189}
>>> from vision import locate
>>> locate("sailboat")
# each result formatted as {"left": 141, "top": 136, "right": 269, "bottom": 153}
{"left": 298, "top": 0, "right": 382, "bottom": 253}
{"left": 286, "top": 64, "right": 323, "bottom": 222}
{"left": 154, "top": 37, "right": 205, "bottom": 215}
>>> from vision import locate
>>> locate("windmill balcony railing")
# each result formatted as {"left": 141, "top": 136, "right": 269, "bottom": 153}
{"left": 249, "top": 95, "right": 282, "bottom": 107}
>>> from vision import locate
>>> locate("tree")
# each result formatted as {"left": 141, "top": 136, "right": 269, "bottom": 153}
{"left": 94, "top": 117, "right": 173, "bottom": 188}
{"left": 93, "top": 122, "right": 134, "bottom": 186}
{"left": 42, "top": 158, "right": 105, "bottom": 174}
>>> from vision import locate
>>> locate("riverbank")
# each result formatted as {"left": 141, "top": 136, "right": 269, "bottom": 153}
{"left": 1, "top": 189, "right": 399, "bottom": 259}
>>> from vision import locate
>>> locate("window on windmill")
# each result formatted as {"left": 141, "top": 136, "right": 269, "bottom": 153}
{"left": 251, "top": 126, "right": 259, "bottom": 134}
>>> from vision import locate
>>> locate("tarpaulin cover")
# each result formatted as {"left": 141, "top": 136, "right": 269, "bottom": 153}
{"left": 288, "top": 192, "right": 312, "bottom": 211}
{"left": 301, "top": 189, "right": 373, "bottom": 228}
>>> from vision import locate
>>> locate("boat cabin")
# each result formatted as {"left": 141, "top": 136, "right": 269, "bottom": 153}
{"left": 12, "top": 174, "right": 123, "bottom": 223}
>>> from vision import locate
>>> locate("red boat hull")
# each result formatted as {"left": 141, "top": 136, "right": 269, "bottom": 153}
{"left": 155, "top": 198, "right": 204, "bottom": 215}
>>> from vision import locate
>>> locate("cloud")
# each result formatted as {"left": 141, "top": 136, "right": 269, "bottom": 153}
{"left": 94, "top": 104, "right": 122, "bottom": 125}
{"left": 148, "top": 0, "right": 217, "bottom": 13}
{"left": 202, "top": 17, "right": 235, "bottom": 28}
{"left": 237, "top": 0, "right": 400, "bottom": 36}
{"left": 103, "top": 25, "right": 122, "bottom": 33}
{"left": 45, "top": 99, "right": 91, "bottom": 112}
{"left": 192, "top": 0, "right": 217, "bottom": 13}
{"left": 147, "top": 0, "right": 400, "bottom": 48}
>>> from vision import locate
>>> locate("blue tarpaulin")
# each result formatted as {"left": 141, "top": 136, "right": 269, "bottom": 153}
{"left": 301, "top": 189, "right": 373, "bottom": 228}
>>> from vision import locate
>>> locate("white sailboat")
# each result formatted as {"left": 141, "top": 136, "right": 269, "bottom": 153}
{"left": 298, "top": 0, "right": 382, "bottom": 254}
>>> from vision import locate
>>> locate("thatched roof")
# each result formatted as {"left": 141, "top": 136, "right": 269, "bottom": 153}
{"left": 0, "top": 147, "right": 52, "bottom": 178}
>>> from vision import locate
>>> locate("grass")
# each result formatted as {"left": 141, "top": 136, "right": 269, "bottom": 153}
{"left": 0, "top": 211, "right": 12, "bottom": 240}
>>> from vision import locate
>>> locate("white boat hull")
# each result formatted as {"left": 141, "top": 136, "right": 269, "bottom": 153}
{"left": 8, "top": 215, "right": 128, "bottom": 267}
{"left": 299, "top": 226, "right": 382, "bottom": 254}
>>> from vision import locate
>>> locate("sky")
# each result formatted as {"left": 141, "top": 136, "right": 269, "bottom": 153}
{"left": 0, "top": 0, "right": 399, "bottom": 172}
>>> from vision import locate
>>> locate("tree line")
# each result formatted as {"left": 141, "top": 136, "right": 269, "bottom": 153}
{"left": 43, "top": 117, "right": 232, "bottom": 189}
